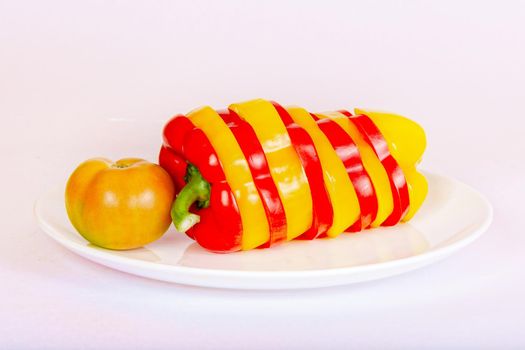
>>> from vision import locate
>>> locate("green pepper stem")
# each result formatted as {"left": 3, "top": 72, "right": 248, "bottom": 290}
{"left": 171, "top": 163, "right": 211, "bottom": 233}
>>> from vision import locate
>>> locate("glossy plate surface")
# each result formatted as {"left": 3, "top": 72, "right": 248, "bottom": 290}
{"left": 35, "top": 172, "right": 492, "bottom": 289}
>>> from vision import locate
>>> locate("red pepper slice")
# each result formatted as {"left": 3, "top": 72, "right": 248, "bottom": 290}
{"left": 159, "top": 145, "right": 187, "bottom": 193}
{"left": 339, "top": 110, "right": 409, "bottom": 226}
{"left": 271, "top": 102, "right": 333, "bottom": 239}
{"left": 162, "top": 114, "right": 194, "bottom": 155}
{"left": 217, "top": 109, "right": 287, "bottom": 247}
{"left": 182, "top": 127, "right": 225, "bottom": 183}
{"left": 160, "top": 115, "right": 243, "bottom": 252}
{"left": 309, "top": 113, "right": 378, "bottom": 231}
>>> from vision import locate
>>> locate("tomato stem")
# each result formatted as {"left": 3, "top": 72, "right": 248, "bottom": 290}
{"left": 171, "top": 163, "right": 211, "bottom": 233}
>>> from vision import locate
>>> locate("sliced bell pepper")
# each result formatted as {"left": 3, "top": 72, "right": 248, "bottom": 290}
{"left": 161, "top": 100, "right": 428, "bottom": 253}
{"left": 312, "top": 113, "right": 378, "bottom": 231}
{"left": 319, "top": 111, "right": 393, "bottom": 227}
{"left": 271, "top": 101, "right": 333, "bottom": 239}
{"left": 186, "top": 106, "right": 270, "bottom": 250}
{"left": 229, "top": 99, "right": 313, "bottom": 241}
{"left": 159, "top": 145, "right": 187, "bottom": 193}
{"left": 341, "top": 110, "right": 410, "bottom": 226}
{"left": 285, "top": 106, "right": 359, "bottom": 237}
{"left": 217, "top": 108, "right": 287, "bottom": 247}
{"left": 160, "top": 115, "right": 242, "bottom": 252}
{"left": 353, "top": 109, "right": 428, "bottom": 222}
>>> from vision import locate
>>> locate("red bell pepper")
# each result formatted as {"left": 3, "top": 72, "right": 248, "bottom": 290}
{"left": 339, "top": 110, "right": 410, "bottom": 226}
{"left": 271, "top": 102, "right": 333, "bottom": 239}
{"left": 310, "top": 113, "right": 378, "bottom": 231}
{"left": 160, "top": 115, "right": 243, "bottom": 252}
{"left": 217, "top": 109, "right": 287, "bottom": 247}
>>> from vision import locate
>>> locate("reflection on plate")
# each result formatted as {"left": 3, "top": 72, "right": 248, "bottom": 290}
{"left": 178, "top": 225, "right": 429, "bottom": 271}
{"left": 35, "top": 172, "right": 492, "bottom": 289}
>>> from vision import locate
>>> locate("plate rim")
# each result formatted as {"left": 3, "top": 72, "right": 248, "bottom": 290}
{"left": 34, "top": 171, "right": 493, "bottom": 280}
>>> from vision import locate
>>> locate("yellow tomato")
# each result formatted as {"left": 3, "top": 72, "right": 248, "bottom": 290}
{"left": 65, "top": 158, "right": 175, "bottom": 250}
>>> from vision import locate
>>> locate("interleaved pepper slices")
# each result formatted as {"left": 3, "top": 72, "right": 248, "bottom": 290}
{"left": 352, "top": 109, "right": 427, "bottom": 223}
{"left": 159, "top": 99, "right": 426, "bottom": 253}
{"left": 160, "top": 115, "right": 242, "bottom": 252}
{"left": 311, "top": 113, "right": 378, "bottom": 231}
{"left": 339, "top": 110, "right": 410, "bottom": 225}
{"left": 187, "top": 106, "right": 270, "bottom": 251}
{"left": 218, "top": 108, "right": 287, "bottom": 247}
{"left": 229, "top": 100, "right": 314, "bottom": 242}
{"left": 271, "top": 102, "right": 333, "bottom": 239}
{"left": 318, "top": 111, "right": 393, "bottom": 227}
{"left": 284, "top": 106, "right": 359, "bottom": 237}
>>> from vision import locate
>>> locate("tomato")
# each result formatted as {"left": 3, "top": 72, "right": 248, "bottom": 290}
{"left": 65, "top": 158, "right": 175, "bottom": 250}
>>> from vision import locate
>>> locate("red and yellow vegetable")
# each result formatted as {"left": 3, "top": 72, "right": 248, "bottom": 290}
{"left": 160, "top": 99, "right": 427, "bottom": 253}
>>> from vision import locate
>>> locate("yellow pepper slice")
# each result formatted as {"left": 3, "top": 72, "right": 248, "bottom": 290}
{"left": 355, "top": 109, "right": 428, "bottom": 221}
{"left": 230, "top": 99, "right": 313, "bottom": 241}
{"left": 286, "top": 106, "right": 359, "bottom": 237}
{"left": 187, "top": 106, "right": 269, "bottom": 250}
{"left": 316, "top": 111, "right": 393, "bottom": 227}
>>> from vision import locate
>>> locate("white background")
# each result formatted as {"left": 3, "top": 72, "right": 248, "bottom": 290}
{"left": 1, "top": 0, "right": 524, "bottom": 348}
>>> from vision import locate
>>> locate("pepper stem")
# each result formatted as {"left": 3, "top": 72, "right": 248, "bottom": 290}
{"left": 171, "top": 163, "right": 211, "bottom": 233}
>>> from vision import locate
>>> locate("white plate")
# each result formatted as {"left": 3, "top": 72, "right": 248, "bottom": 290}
{"left": 35, "top": 172, "right": 492, "bottom": 290}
